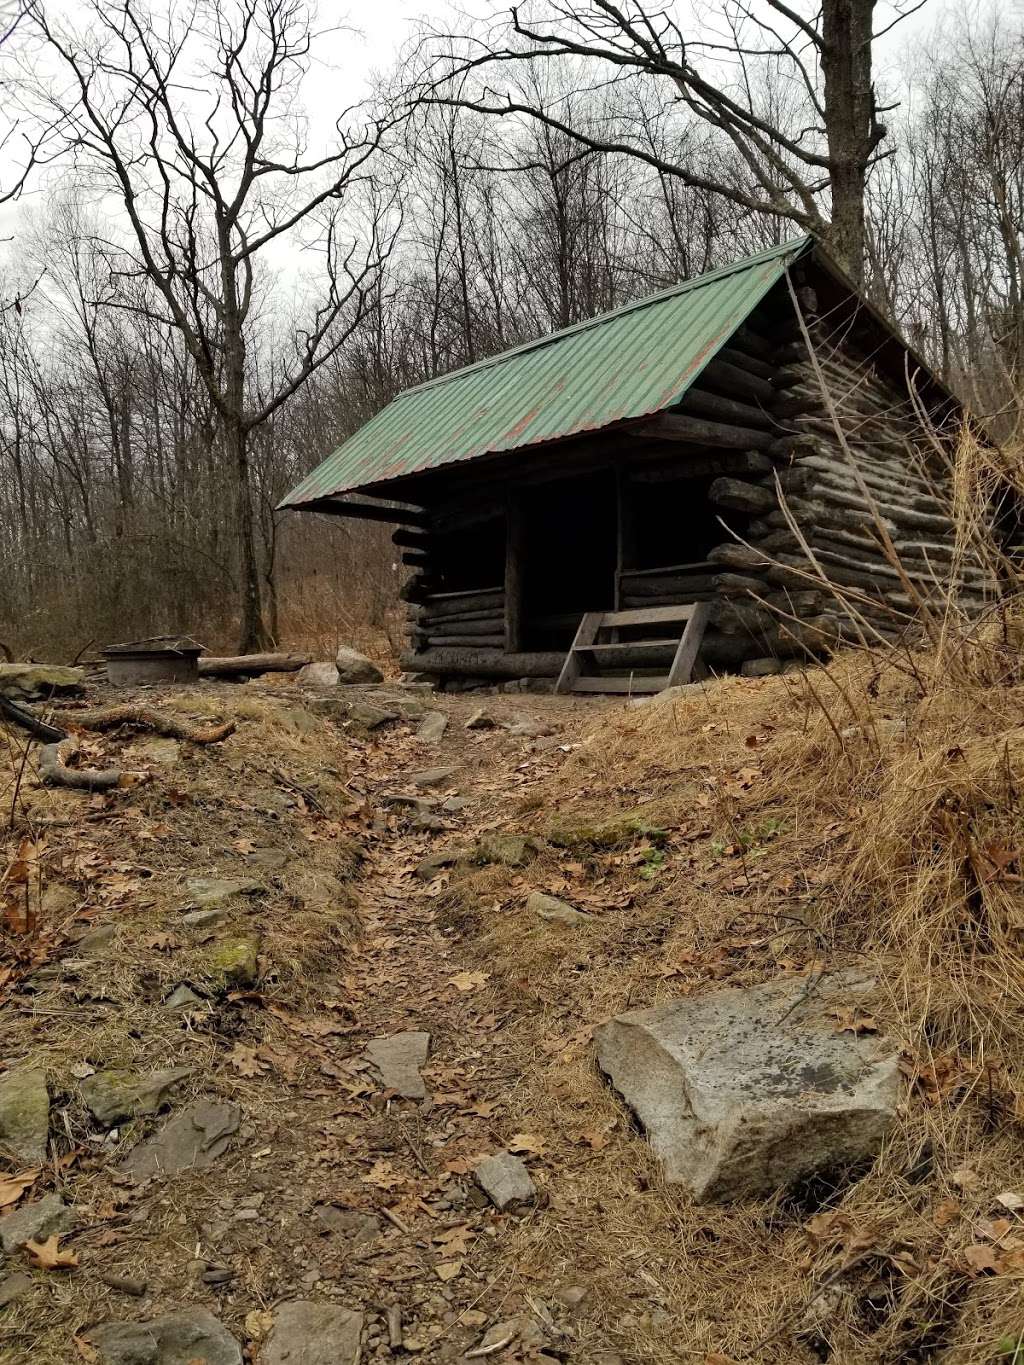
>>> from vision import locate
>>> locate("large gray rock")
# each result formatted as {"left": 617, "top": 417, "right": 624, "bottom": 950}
{"left": 528, "top": 892, "right": 592, "bottom": 928}
{"left": 0, "top": 1192, "right": 77, "bottom": 1253}
{"left": 595, "top": 974, "right": 901, "bottom": 1202}
{"left": 0, "top": 663, "right": 84, "bottom": 699}
{"left": 0, "top": 1066, "right": 49, "bottom": 1164}
{"left": 335, "top": 646, "right": 384, "bottom": 685}
{"left": 262, "top": 1300, "right": 364, "bottom": 1365}
{"left": 120, "top": 1100, "right": 241, "bottom": 1179}
{"left": 297, "top": 661, "right": 341, "bottom": 690}
{"left": 88, "top": 1307, "right": 242, "bottom": 1364}
{"left": 417, "top": 711, "right": 449, "bottom": 744}
{"left": 364, "top": 1031, "right": 430, "bottom": 1100}
{"left": 81, "top": 1067, "right": 191, "bottom": 1127}
{"left": 185, "top": 876, "right": 261, "bottom": 909}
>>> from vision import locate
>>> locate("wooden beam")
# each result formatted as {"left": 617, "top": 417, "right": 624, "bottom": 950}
{"left": 505, "top": 493, "right": 524, "bottom": 652}
{"left": 679, "top": 386, "right": 776, "bottom": 430}
{"left": 635, "top": 413, "right": 773, "bottom": 451}
{"left": 401, "top": 648, "right": 566, "bottom": 678}
{"left": 294, "top": 497, "right": 429, "bottom": 528}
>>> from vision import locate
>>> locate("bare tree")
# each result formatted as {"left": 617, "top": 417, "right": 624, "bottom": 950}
{"left": 419, "top": 0, "right": 934, "bottom": 283}
{"left": 24, "top": 0, "right": 397, "bottom": 648}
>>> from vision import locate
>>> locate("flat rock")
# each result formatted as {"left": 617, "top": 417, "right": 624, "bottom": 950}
{"left": 409, "top": 766, "right": 457, "bottom": 789}
{"left": 595, "top": 973, "right": 901, "bottom": 1202}
{"left": 297, "top": 661, "right": 341, "bottom": 690}
{"left": 245, "top": 846, "right": 288, "bottom": 872}
{"left": 0, "top": 1192, "right": 77, "bottom": 1253}
{"left": 88, "top": 1307, "right": 242, "bottom": 1365}
{"left": 185, "top": 877, "right": 261, "bottom": 909}
{"left": 344, "top": 700, "right": 397, "bottom": 730}
{"left": 262, "top": 1300, "right": 364, "bottom": 1365}
{"left": 472, "top": 834, "right": 542, "bottom": 867}
{"left": 133, "top": 737, "right": 181, "bottom": 765}
{"left": 0, "top": 663, "right": 84, "bottom": 700}
{"left": 164, "top": 984, "right": 204, "bottom": 1011}
{"left": 313, "top": 1206, "right": 381, "bottom": 1242}
{"left": 473, "top": 1152, "right": 537, "bottom": 1210}
{"left": 0, "top": 1271, "right": 33, "bottom": 1307}
{"left": 74, "top": 924, "right": 118, "bottom": 955}
{"left": 0, "top": 1066, "right": 49, "bottom": 1164}
{"left": 181, "top": 908, "right": 229, "bottom": 931}
{"left": 417, "top": 711, "right": 449, "bottom": 743}
{"left": 120, "top": 1099, "right": 241, "bottom": 1179}
{"left": 414, "top": 848, "right": 465, "bottom": 882}
{"left": 81, "top": 1066, "right": 191, "bottom": 1127}
{"left": 364, "top": 1031, "right": 430, "bottom": 1100}
{"left": 336, "top": 645, "right": 384, "bottom": 684}
{"left": 527, "top": 892, "right": 592, "bottom": 927}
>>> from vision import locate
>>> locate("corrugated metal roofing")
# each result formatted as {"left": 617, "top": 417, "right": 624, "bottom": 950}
{"left": 280, "top": 235, "right": 813, "bottom": 508}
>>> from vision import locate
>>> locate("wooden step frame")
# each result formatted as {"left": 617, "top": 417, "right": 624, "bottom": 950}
{"left": 555, "top": 602, "right": 710, "bottom": 695}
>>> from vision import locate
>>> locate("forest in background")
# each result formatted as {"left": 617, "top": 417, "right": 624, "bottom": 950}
{"left": 1, "top": 0, "right": 1023, "bottom": 660}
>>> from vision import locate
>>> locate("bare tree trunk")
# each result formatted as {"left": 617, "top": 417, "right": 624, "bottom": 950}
{"left": 821, "top": 0, "right": 880, "bottom": 285}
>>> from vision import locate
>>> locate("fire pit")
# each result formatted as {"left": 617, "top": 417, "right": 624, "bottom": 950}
{"left": 103, "top": 636, "right": 204, "bottom": 686}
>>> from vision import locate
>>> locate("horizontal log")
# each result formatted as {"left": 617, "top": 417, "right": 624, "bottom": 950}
{"left": 421, "top": 634, "right": 506, "bottom": 649}
{"left": 419, "top": 589, "right": 505, "bottom": 620}
{"left": 402, "top": 551, "right": 433, "bottom": 569}
{"left": 418, "top": 607, "right": 506, "bottom": 628}
{"left": 637, "top": 413, "right": 773, "bottom": 451}
{"left": 627, "top": 450, "right": 773, "bottom": 481}
{"left": 708, "top": 477, "right": 776, "bottom": 514}
{"left": 415, "top": 616, "right": 504, "bottom": 637}
{"left": 198, "top": 652, "right": 311, "bottom": 677}
{"left": 708, "top": 543, "right": 772, "bottom": 571}
{"left": 401, "top": 649, "right": 566, "bottom": 678}
{"left": 717, "top": 345, "right": 776, "bottom": 383}
{"left": 392, "top": 527, "right": 431, "bottom": 550}
{"left": 701, "top": 358, "right": 776, "bottom": 404}
{"left": 679, "top": 387, "right": 776, "bottom": 430}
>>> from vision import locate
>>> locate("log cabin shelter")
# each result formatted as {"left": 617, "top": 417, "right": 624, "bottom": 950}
{"left": 280, "top": 234, "right": 984, "bottom": 693}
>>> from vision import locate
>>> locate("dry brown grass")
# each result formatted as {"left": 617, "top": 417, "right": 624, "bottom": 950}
{"left": 434, "top": 623, "right": 1024, "bottom": 1362}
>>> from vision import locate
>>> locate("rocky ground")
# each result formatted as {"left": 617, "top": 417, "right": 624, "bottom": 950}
{"left": 2, "top": 662, "right": 1021, "bottom": 1364}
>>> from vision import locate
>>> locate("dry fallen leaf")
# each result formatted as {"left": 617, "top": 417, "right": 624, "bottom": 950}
{"left": 996, "top": 1191, "right": 1024, "bottom": 1212}
{"left": 449, "top": 970, "right": 489, "bottom": 993}
{"left": 508, "top": 1132, "right": 546, "bottom": 1157}
{"left": 434, "top": 1259, "right": 462, "bottom": 1282}
{"left": 25, "top": 1235, "right": 79, "bottom": 1270}
{"left": 964, "top": 1243, "right": 1002, "bottom": 1274}
{"left": 0, "top": 1169, "right": 40, "bottom": 1208}
{"left": 227, "top": 1044, "right": 267, "bottom": 1079}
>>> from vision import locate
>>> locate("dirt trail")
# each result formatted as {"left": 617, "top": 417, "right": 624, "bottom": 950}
{"left": 2, "top": 682, "right": 624, "bottom": 1364}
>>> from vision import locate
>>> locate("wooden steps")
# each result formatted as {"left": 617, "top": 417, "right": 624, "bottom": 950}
{"left": 555, "top": 602, "right": 709, "bottom": 695}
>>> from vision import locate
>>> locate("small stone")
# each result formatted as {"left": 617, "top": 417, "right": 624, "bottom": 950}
{"left": 555, "top": 1286, "right": 588, "bottom": 1311}
{"left": 313, "top": 1206, "right": 380, "bottom": 1242}
{"left": 181, "top": 908, "right": 229, "bottom": 931}
{"left": 345, "top": 701, "right": 398, "bottom": 730}
{"left": 595, "top": 972, "right": 901, "bottom": 1201}
{"left": 164, "top": 984, "right": 204, "bottom": 1011}
{"left": 120, "top": 1099, "right": 241, "bottom": 1179}
{"left": 88, "top": 1307, "right": 242, "bottom": 1365}
{"left": 133, "top": 737, "right": 181, "bottom": 765}
{"left": 0, "top": 1192, "right": 77, "bottom": 1253}
{"left": 414, "top": 849, "right": 464, "bottom": 882}
{"left": 472, "top": 834, "right": 542, "bottom": 868}
{"left": 440, "top": 797, "right": 470, "bottom": 814}
{"left": 99, "top": 1273, "right": 148, "bottom": 1296}
{"left": 527, "top": 892, "right": 592, "bottom": 927}
{"left": 201, "top": 935, "right": 261, "bottom": 988}
{"left": 335, "top": 645, "right": 384, "bottom": 684}
{"left": 473, "top": 1152, "right": 537, "bottom": 1210}
{"left": 0, "top": 1066, "right": 50, "bottom": 1165}
{"left": 262, "top": 1300, "right": 364, "bottom": 1365}
{"left": 81, "top": 1066, "right": 191, "bottom": 1126}
{"left": 0, "top": 1271, "right": 33, "bottom": 1307}
{"left": 411, "top": 813, "right": 448, "bottom": 833}
{"left": 185, "top": 877, "right": 261, "bottom": 909}
{"left": 417, "top": 712, "right": 449, "bottom": 743}
{"left": 465, "top": 709, "right": 496, "bottom": 730}
{"left": 245, "top": 847, "right": 288, "bottom": 872}
{"left": 203, "top": 1267, "right": 235, "bottom": 1283}
{"left": 741, "top": 657, "right": 784, "bottom": 678}
{"left": 409, "top": 766, "right": 458, "bottom": 789}
{"left": 297, "top": 661, "right": 342, "bottom": 690}
{"left": 74, "top": 924, "right": 117, "bottom": 955}
{"left": 364, "top": 1031, "right": 431, "bottom": 1100}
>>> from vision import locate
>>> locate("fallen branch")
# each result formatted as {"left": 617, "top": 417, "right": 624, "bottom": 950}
{"left": 198, "top": 652, "right": 311, "bottom": 678}
{"left": 0, "top": 695, "right": 68, "bottom": 743}
{"left": 53, "top": 705, "right": 235, "bottom": 744}
{"left": 39, "top": 738, "right": 122, "bottom": 791}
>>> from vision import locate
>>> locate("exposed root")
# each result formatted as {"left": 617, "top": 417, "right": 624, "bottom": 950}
{"left": 39, "top": 737, "right": 122, "bottom": 790}
{"left": 55, "top": 704, "right": 235, "bottom": 743}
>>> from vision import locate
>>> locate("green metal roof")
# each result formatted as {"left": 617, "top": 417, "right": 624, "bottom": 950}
{"left": 280, "top": 235, "right": 813, "bottom": 509}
